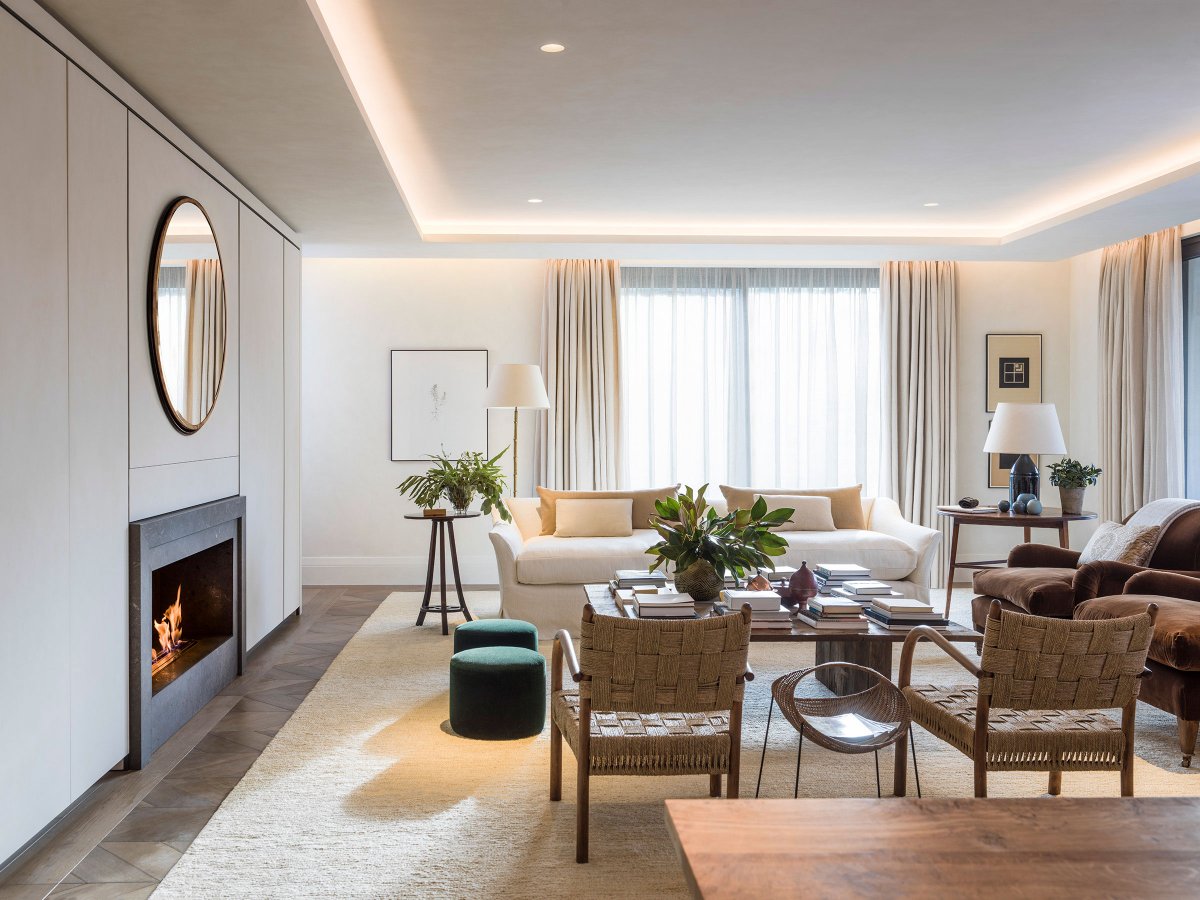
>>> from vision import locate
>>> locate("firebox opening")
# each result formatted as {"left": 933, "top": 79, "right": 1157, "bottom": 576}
{"left": 150, "top": 538, "right": 235, "bottom": 695}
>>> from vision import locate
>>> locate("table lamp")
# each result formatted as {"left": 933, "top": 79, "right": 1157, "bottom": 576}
{"left": 983, "top": 402, "right": 1067, "bottom": 502}
{"left": 484, "top": 364, "right": 550, "bottom": 495}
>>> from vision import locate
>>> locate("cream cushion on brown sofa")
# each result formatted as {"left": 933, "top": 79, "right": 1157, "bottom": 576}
{"left": 1078, "top": 522, "right": 1161, "bottom": 566}
{"left": 536, "top": 485, "right": 677, "bottom": 535}
{"left": 720, "top": 484, "right": 866, "bottom": 530}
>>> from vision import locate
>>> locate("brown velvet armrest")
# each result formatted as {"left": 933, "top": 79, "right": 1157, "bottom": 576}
{"left": 1123, "top": 570, "right": 1200, "bottom": 603}
{"left": 1074, "top": 560, "right": 1154, "bottom": 602}
{"left": 1008, "top": 543, "right": 1081, "bottom": 568}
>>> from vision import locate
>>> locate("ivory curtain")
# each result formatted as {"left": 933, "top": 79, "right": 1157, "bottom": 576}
{"left": 881, "top": 261, "right": 957, "bottom": 586}
{"left": 535, "top": 259, "right": 622, "bottom": 490}
{"left": 1098, "top": 226, "right": 1184, "bottom": 521}
{"left": 185, "top": 259, "right": 226, "bottom": 422}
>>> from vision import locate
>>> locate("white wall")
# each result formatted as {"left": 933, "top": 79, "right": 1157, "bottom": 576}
{"left": 302, "top": 259, "right": 544, "bottom": 585}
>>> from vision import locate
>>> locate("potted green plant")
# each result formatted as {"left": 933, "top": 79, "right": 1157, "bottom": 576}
{"left": 646, "top": 484, "right": 793, "bottom": 603}
{"left": 396, "top": 449, "right": 511, "bottom": 521}
{"left": 1046, "top": 458, "right": 1101, "bottom": 516}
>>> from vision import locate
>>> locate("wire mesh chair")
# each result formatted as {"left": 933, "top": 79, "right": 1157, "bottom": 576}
{"left": 755, "top": 662, "right": 914, "bottom": 799}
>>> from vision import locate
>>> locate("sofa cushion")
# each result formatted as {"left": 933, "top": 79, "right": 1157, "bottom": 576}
{"left": 775, "top": 530, "right": 918, "bottom": 580}
{"left": 504, "top": 497, "right": 543, "bottom": 541}
{"left": 720, "top": 484, "right": 866, "bottom": 530}
{"left": 972, "top": 566, "right": 1076, "bottom": 618}
{"left": 760, "top": 495, "right": 836, "bottom": 532}
{"left": 554, "top": 498, "right": 633, "bottom": 537}
{"left": 1078, "top": 521, "right": 1160, "bottom": 566}
{"left": 1076, "top": 594, "right": 1200, "bottom": 672}
{"left": 536, "top": 485, "right": 677, "bottom": 535}
{"left": 516, "top": 530, "right": 660, "bottom": 584}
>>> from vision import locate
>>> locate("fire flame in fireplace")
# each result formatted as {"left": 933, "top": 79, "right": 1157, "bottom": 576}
{"left": 151, "top": 586, "right": 186, "bottom": 673}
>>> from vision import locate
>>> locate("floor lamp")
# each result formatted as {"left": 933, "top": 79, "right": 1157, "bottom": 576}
{"left": 484, "top": 364, "right": 550, "bottom": 495}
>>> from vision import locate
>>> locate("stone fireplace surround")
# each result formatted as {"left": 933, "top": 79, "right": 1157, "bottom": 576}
{"left": 129, "top": 495, "right": 246, "bottom": 768}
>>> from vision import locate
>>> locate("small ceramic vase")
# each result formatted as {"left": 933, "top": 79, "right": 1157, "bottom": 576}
{"left": 786, "top": 561, "right": 818, "bottom": 611}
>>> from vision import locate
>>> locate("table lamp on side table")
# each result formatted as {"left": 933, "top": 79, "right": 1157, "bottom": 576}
{"left": 484, "top": 364, "right": 550, "bottom": 495}
{"left": 983, "top": 402, "right": 1067, "bottom": 502}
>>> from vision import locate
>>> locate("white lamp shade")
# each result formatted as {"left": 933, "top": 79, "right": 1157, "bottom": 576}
{"left": 983, "top": 402, "right": 1067, "bottom": 455}
{"left": 485, "top": 364, "right": 550, "bottom": 409}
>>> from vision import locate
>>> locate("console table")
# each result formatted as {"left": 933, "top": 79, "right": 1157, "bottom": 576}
{"left": 405, "top": 512, "right": 479, "bottom": 635}
{"left": 935, "top": 506, "right": 1096, "bottom": 618}
{"left": 665, "top": 797, "right": 1200, "bottom": 898}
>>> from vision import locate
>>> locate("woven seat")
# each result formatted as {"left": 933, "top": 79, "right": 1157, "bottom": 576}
{"left": 550, "top": 603, "right": 753, "bottom": 862}
{"left": 551, "top": 690, "right": 731, "bottom": 775}
{"left": 895, "top": 599, "right": 1156, "bottom": 798}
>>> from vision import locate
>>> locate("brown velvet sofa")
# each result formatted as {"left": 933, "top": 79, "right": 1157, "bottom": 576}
{"left": 969, "top": 506, "right": 1200, "bottom": 631}
{"left": 1076, "top": 570, "right": 1200, "bottom": 767}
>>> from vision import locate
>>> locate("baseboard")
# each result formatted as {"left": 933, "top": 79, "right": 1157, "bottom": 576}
{"left": 302, "top": 555, "right": 498, "bottom": 586}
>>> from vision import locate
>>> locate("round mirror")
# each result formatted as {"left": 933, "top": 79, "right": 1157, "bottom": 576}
{"left": 149, "top": 198, "right": 227, "bottom": 434}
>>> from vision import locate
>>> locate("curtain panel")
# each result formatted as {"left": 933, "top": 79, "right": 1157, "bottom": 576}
{"left": 618, "top": 267, "right": 883, "bottom": 492}
{"left": 881, "top": 261, "right": 957, "bottom": 587}
{"left": 536, "top": 259, "right": 622, "bottom": 490}
{"left": 1098, "top": 226, "right": 1185, "bottom": 521}
{"left": 186, "top": 259, "right": 225, "bottom": 423}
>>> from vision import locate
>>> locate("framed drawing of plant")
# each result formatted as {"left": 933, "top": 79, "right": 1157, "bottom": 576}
{"left": 390, "top": 349, "right": 488, "bottom": 461}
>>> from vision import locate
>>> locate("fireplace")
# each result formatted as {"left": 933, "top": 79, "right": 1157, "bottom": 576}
{"left": 129, "top": 496, "right": 245, "bottom": 768}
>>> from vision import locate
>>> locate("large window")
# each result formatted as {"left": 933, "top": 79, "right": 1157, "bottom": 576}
{"left": 1184, "top": 237, "right": 1200, "bottom": 498}
{"left": 619, "top": 267, "right": 884, "bottom": 492}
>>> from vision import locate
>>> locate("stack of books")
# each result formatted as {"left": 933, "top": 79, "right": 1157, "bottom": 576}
{"left": 615, "top": 587, "right": 696, "bottom": 619}
{"left": 793, "top": 596, "right": 870, "bottom": 631}
{"left": 863, "top": 596, "right": 951, "bottom": 631}
{"left": 830, "top": 579, "right": 904, "bottom": 604}
{"left": 613, "top": 569, "right": 668, "bottom": 589}
{"left": 814, "top": 563, "right": 871, "bottom": 594}
{"left": 719, "top": 589, "right": 794, "bottom": 629}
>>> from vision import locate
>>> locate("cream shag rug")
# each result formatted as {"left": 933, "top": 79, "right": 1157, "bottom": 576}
{"left": 155, "top": 590, "right": 1200, "bottom": 898}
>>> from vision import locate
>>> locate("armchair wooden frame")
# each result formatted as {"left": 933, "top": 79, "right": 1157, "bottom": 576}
{"left": 550, "top": 603, "right": 754, "bottom": 863}
{"left": 896, "top": 599, "right": 1156, "bottom": 799}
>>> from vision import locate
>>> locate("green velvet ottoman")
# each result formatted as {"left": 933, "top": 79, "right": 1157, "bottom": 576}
{"left": 452, "top": 618, "right": 539, "bottom": 653}
{"left": 449, "top": 646, "right": 546, "bottom": 740}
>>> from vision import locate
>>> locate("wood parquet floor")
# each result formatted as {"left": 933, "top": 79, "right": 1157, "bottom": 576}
{"left": 0, "top": 586, "right": 394, "bottom": 899}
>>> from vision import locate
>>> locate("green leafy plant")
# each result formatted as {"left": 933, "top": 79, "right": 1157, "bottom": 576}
{"left": 645, "top": 484, "right": 793, "bottom": 579}
{"left": 1046, "top": 458, "right": 1102, "bottom": 489}
{"left": 396, "top": 449, "right": 511, "bottom": 521}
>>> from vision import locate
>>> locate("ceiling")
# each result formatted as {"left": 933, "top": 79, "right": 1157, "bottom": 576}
{"left": 37, "top": 0, "right": 1200, "bottom": 259}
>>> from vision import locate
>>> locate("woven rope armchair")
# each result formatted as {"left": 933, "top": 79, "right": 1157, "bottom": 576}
{"left": 551, "top": 603, "right": 753, "bottom": 863}
{"left": 895, "top": 599, "right": 1157, "bottom": 798}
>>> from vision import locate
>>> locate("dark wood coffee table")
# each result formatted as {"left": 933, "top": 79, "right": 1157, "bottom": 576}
{"left": 584, "top": 584, "right": 981, "bottom": 692}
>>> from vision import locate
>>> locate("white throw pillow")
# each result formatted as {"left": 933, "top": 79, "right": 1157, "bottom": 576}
{"left": 1078, "top": 521, "right": 1160, "bottom": 566}
{"left": 554, "top": 498, "right": 634, "bottom": 537}
{"left": 760, "top": 495, "right": 837, "bottom": 531}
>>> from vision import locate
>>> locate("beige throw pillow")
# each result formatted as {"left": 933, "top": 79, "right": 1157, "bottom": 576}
{"left": 720, "top": 484, "right": 866, "bottom": 530}
{"left": 536, "top": 485, "right": 677, "bottom": 535}
{"left": 760, "top": 495, "right": 836, "bottom": 531}
{"left": 1078, "top": 521, "right": 1161, "bottom": 566}
{"left": 553, "top": 499, "right": 634, "bottom": 537}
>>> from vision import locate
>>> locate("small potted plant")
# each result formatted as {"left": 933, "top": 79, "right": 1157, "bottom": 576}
{"left": 396, "top": 449, "right": 511, "bottom": 521}
{"left": 646, "top": 484, "right": 792, "bottom": 603}
{"left": 1046, "top": 458, "right": 1101, "bottom": 516}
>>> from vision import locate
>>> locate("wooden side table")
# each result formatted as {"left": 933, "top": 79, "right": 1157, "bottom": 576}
{"left": 935, "top": 506, "right": 1097, "bottom": 618}
{"left": 404, "top": 512, "right": 480, "bottom": 635}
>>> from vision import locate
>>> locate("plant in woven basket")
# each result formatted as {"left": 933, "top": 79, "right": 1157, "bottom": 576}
{"left": 1046, "top": 458, "right": 1101, "bottom": 516}
{"left": 396, "top": 449, "right": 511, "bottom": 520}
{"left": 646, "top": 484, "right": 792, "bottom": 602}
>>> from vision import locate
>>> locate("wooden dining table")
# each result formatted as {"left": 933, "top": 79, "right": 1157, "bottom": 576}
{"left": 665, "top": 797, "right": 1200, "bottom": 898}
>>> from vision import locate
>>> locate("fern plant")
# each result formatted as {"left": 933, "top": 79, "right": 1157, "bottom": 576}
{"left": 396, "top": 449, "right": 511, "bottom": 521}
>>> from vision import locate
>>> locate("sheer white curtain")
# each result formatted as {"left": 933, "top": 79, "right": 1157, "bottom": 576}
{"left": 156, "top": 265, "right": 188, "bottom": 410}
{"left": 618, "top": 267, "right": 883, "bottom": 492}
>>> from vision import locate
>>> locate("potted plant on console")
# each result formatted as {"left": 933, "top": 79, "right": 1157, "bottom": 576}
{"left": 1046, "top": 458, "right": 1102, "bottom": 516}
{"left": 646, "top": 484, "right": 792, "bottom": 603}
{"left": 396, "top": 449, "right": 511, "bottom": 521}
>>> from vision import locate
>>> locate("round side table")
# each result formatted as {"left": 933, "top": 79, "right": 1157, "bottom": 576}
{"left": 404, "top": 512, "right": 480, "bottom": 635}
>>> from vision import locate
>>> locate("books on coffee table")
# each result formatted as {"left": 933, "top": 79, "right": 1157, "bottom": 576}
{"left": 720, "top": 589, "right": 783, "bottom": 612}
{"left": 794, "top": 609, "right": 870, "bottom": 631}
{"left": 630, "top": 590, "right": 697, "bottom": 619}
{"left": 839, "top": 580, "right": 893, "bottom": 595}
{"left": 615, "top": 569, "right": 668, "bottom": 588}
{"left": 863, "top": 603, "right": 950, "bottom": 631}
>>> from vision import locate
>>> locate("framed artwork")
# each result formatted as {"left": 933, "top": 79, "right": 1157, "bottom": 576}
{"left": 985, "top": 333, "right": 1042, "bottom": 412}
{"left": 986, "top": 416, "right": 1037, "bottom": 489}
{"left": 390, "top": 349, "right": 488, "bottom": 461}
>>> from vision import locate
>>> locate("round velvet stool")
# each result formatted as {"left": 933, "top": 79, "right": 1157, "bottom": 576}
{"left": 453, "top": 618, "right": 539, "bottom": 653}
{"left": 449, "top": 646, "right": 546, "bottom": 740}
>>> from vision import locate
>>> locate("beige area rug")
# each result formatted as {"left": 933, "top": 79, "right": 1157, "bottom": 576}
{"left": 155, "top": 590, "right": 1200, "bottom": 898}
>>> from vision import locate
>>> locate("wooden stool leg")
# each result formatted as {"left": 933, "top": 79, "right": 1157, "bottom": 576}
{"left": 1179, "top": 718, "right": 1199, "bottom": 768}
{"left": 1121, "top": 701, "right": 1136, "bottom": 797}
{"left": 709, "top": 774, "right": 721, "bottom": 797}
{"left": 550, "top": 718, "right": 562, "bottom": 801}
{"left": 727, "top": 700, "right": 742, "bottom": 799}
{"left": 1048, "top": 770, "right": 1062, "bottom": 796}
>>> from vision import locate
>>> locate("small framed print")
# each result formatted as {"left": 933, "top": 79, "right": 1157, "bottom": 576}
{"left": 985, "top": 333, "right": 1042, "bottom": 412}
{"left": 390, "top": 349, "right": 488, "bottom": 461}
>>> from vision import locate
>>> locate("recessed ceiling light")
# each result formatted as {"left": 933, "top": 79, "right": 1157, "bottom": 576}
{"left": 923, "top": 202, "right": 940, "bottom": 207}
{"left": 528, "top": 198, "right": 543, "bottom": 203}
{"left": 540, "top": 43, "right": 565, "bottom": 53}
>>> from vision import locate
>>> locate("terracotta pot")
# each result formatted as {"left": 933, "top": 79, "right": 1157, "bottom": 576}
{"left": 674, "top": 560, "right": 724, "bottom": 603}
{"left": 1059, "top": 486, "right": 1086, "bottom": 516}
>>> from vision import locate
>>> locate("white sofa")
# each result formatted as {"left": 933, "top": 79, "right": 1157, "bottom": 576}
{"left": 488, "top": 496, "right": 941, "bottom": 636}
